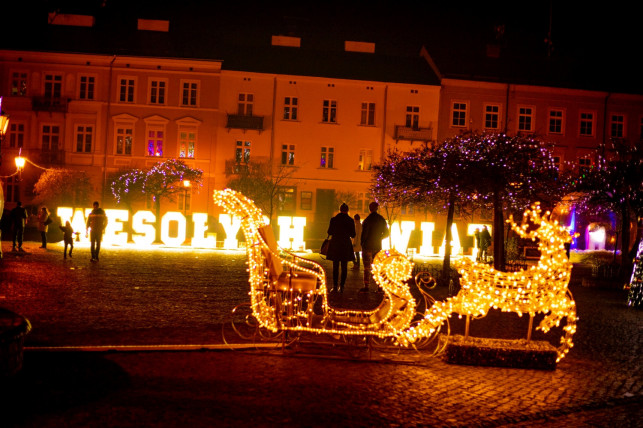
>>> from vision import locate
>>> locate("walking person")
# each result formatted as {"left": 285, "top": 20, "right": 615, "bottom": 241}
{"left": 359, "top": 202, "right": 389, "bottom": 293}
{"left": 352, "top": 214, "right": 362, "bottom": 270}
{"left": 86, "top": 201, "right": 108, "bottom": 261}
{"left": 10, "top": 201, "right": 28, "bottom": 252}
{"left": 37, "top": 206, "right": 50, "bottom": 249}
{"left": 59, "top": 220, "right": 74, "bottom": 259}
{"left": 326, "top": 203, "right": 356, "bottom": 293}
{"left": 480, "top": 225, "right": 492, "bottom": 263}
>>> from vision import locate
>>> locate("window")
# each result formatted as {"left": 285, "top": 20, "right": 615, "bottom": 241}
{"left": 281, "top": 144, "right": 295, "bottom": 165}
{"left": 11, "top": 72, "right": 28, "bottom": 96}
{"left": 484, "top": 104, "right": 500, "bottom": 130}
{"left": 180, "top": 80, "right": 199, "bottom": 106}
{"left": 8, "top": 122, "right": 25, "bottom": 148}
{"left": 406, "top": 106, "right": 420, "bottom": 128}
{"left": 320, "top": 147, "right": 334, "bottom": 168}
{"left": 578, "top": 156, "right": 592, "bottom": 177}
{"left": 178, "top": 190, "right": 191, "bottom": 212}
{"left": 116, "top": 126, "right": 133, "bottom": 155}
{"left": 548, "top": 109, "right": 564, "bottom": 134}
{"left": 179, "top": 129, "right": 196, "bottom": 158}
{"left": 3, "top": 176, "right": 19, "bottom": 203}
{"left": 44, "top": 74, "right": 63, "bottom": 100}
{"left": 238, "top": 93, "right": 254, "bottom": 115}
{"left": 147, "top": 127, "right": 164, "bottom": 157}
{"left": 119, "top": 77, "right": 135, "bottom": 103}
{"left": 518, "top": 106, "right": 534, "bottom": 132}
{"left": 79, "top": 75, "right": 95, "bottom": 100}
{"left": 75, "top": 125, "right": 93, "bottom": 153}
{"left": 358, "top": 149, "right": 373, "bottom": 171}
{"left": 41, "top": 125, "right": 60, "bottom": 151}
{"left": 284, "top": 97, "right": 298, "bottom": 120}
{"left": 277, "top": 187, "right": 296, "bottom": 214}
{"left": 235, "top": 141, "right": 251, "bottom": 164}
{"left": 300, "top": 191, "right": 313, "bottom": 210}
{"left": 451, "top": 102, "right": 467, "bottom": 127}
{"left": 356, "top": 192, "right": 369, "bottom": 213}
{"left": 610, "top": 114, "right": 625, "bottom": 138}
{"left": 552, "top": 156, "right": 562, "bottom": 174}
{"left": 149, "top": 79, "right": 167, "bottom": 105}
{"left": 361, "top": 102, "right": 375, "bottom": 126}
{"left": 580, "top": 112, "right": 594, "bottom": 137}
{"left": 322, "top": 100, "right": 337, "bottom": 123}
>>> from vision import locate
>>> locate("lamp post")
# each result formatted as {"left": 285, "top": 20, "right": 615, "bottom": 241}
{"left": 0, "top": 97, "right": 10, "bottom": 260}
{"left": 183, "top": 179, "right": 191, "bottom": 216}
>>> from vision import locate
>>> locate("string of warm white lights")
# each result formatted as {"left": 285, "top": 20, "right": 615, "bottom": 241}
{"left": 398, "top": 203, "right": 577, "bottom": 362}
{"left": 215, "top": 190, "right": 577, "bottom": 362}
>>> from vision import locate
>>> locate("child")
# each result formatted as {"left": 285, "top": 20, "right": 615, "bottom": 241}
{"left": 59, "top": 221, "right": 74, "bottom": 259}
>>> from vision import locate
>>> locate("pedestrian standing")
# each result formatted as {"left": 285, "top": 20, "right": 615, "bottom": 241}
{"left": 86, "top": 201, "right": 108, "bottom": 261}
{"left": 37, "top": 206, "right": 50, "bottom": 249}
{"left": 352, "top": 214, "right": 362, "bottom": 270}
{"left": 326, "top": 203, "right": 356, "bottom": 293}
{"left": 59, "top": 220, "right": 74, "bottom": 259}
{"left": 474, "top": 228, "right": 481, "bottom": 262}
{"left": 10, "top": 201, "right": 28, "bottom": 252}
{"left": 359, "top": 202, "right": 389, "bottom": 293}
{"left": 480, "top": 225, "right": 492, "bottom": 263}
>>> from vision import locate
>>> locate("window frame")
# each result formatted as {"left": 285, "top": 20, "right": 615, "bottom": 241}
{"left": 74, "top": 124, "right": 94, "bottom": 153}
{"left": 118, "top": 76, "right": 137, "bottom": 103}
{"left": 300, "top": 191, "right": 313, "bottom": 210}
{"left": 283, "top": 96, "right": 298, "bottom": 120}
{"left": 406, "top": 105, "right": 420, "bottom": 129}
{"left": 322, "top": 99, "right": 337, "bottom": 123}
{"left": 78, "top": 74, "right": 97, "bottom": 100}
{"left": 8, "top": 122, "right": 25, "bottom": 149}
{"left": 548, "top": 108, "right": 565, "bottom": 135}
{"left": 358, "top": 149, "right": 373, "bottom": 171}
{"left": 41, "top": 124, "right": 61, "bottom": 151}
{"left": 149, "top": 78, "right": 168, "bottom": 105}
{"left": 609, "top": 113, "right": 626, "bottom": 139}
{"left": 115, "top": 125, "right": 134, "bottom": 156}
{"left": 451, "top": 101, "right": 468, "bottom": 128}
{"left": 483, "top": 103, "right": 501, "bottom": 130}
{"left": 146, "top": 125, "right": 165, "bottom": 157}
{"left": 238, "top": 93, "right": 254, "bottom": 116}
{"left": 11, "top": 71, "right": 28, "bottom": 96}
{"left": 320, "top": 146, "right": 334, "bottom": 168}
{"left": 281, "top": 144, "right": 295, "bottom": 165}
{"left": 517, "top": 105, "right": 535, "bottom": 133}
{"left": 235, "top": 140, "right": 251, "bottom": 164}
{"left": 43, "top": 73, "right": 63, "bottom": 100}
{"left": 579, "top": 111, "right": 595, "bottom": 137}
{"left": 180, "top": 80, "right": 200, "bottom": 107}
{"left": 178, "top": 127, "right": 197, "bottom": 159}
{"left": 360, "top": 102, "right": 376, "bottom": 126}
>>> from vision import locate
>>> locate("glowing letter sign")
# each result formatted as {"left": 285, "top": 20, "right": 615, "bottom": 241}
{"left": 277, "top": 216, "right": 306, "bottom": 250}
{"left": 219, "top": 214, "right": 241, "bottom": 249}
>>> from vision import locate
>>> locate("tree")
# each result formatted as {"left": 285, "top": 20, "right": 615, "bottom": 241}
{"left": 225, "top": 159, "right": 294, "bottom": 223}
{"left": 142, "top": 159, "right": 203, "bottom": 242}
{"left": 574, "top": 139, "right": 643, "bottom": 278}
{"left": 109, "top": 168, "right": 146, "bottom": 212}
{"left": 374, "top": 132, "right": 565, "bottom": 272}
{"left": 33, "top": 168, "right": 92, "bottom": 208}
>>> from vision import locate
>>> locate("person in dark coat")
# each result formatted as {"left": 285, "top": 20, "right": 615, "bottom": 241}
{"left": 360, "top": 201, "right": 389, "bottom": 292}
{"left": 480, "top": 225, "right": 492, "bottom": 263}
{"left": 474, "top": 228, "right": 481, "bottom": 261}
{"left": 326, "top": 203, "right": 356, "bottom": 293}
{"left": 10, "top": 201, "right": 28, "bottom": 252}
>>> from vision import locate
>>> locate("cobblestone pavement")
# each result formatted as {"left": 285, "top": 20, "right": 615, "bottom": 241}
{"left": 1, "top": 241, "right": 641, "bottom": 427}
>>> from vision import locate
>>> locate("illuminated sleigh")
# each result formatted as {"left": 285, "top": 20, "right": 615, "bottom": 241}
{"left": 399, "top": 203, "right": 577, "bottom": 362}
{"left": 214, "top": 189, "right": 446, "bottom": 352}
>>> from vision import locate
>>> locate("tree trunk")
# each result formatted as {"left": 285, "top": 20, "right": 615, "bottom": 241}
{"left": 493, "top": 191, "right": 505, "bottom": 271}
{"left": 442, "top": 194, "right": 456, "bottom": 284}
{"left": 154, "top": 197, "right": 162, "bottom": 243}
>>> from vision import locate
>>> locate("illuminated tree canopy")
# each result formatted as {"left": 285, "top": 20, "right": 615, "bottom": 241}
{"left": 374, "top": 132, "right": 565, "bottom": 271}
{"left": 573, "top": 140, "right": 643, "bottom": 277}
{"left": 33, "top": 168, "right": 92, "bottom": 208}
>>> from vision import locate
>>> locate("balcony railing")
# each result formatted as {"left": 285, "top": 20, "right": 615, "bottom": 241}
{"left": 395, "top": 125, "right": 433, "bottom": 142}
{"left": 226, "top": 114, "right": 264, "bottom": 131}
{"left": 32, "top": 96, "right": 69, "bottom": 113}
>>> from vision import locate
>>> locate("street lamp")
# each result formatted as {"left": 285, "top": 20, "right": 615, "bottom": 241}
{"left": 183, "top": 179, "right": 191, "bottom": 215}
{"left": 0, "top": 97, "right": 10, "bottom": 259}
